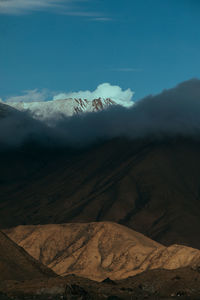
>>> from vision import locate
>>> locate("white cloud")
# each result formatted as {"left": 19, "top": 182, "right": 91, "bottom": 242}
{"left": 113, "top": 68, "right": 143, "bottom": 72}
{"left": 53, "top": 83, "right": 134, "bottom": 107}
{"left": 62, "top": 10, "right": 102, "bottom": 17}
{"left": 91, "top": 17, "right": 112, "bottom": 22}
{"left": 0, "top": 0, "right": 61, "bottom": 14}
{"left": 0, "top": 0, "right": 103, "bottom": 17}
{"left": 6, "top": 89, "right": 49, "bottom": 103}
{"left": 3, "top": 83, "right": 134, "bottom": 108}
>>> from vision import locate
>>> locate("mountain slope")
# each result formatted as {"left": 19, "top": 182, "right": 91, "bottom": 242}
{"left": 0, "top": 102, "right": 20, "bottom": 118}
{"left": 5, "top": 222, "right": 200, "bottom": 281}
{"left": 0, "top": 231, "right": 56, "bottom": 281}
{"left": 1, "top": 138, "right": 200, "bottom": 249}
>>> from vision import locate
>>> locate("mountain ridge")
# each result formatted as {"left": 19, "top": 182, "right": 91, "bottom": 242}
{"left": 6, "top": 97, "right": 117, "bottom": 121}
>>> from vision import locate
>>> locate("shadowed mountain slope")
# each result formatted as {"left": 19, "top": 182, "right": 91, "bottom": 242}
{"left": 0, "top": 102, "right": 20, "bottom": 117}
{"left": 1, "top": 137, "right": 200, "bottom": 249}
{"left": 5, "top": 222, "right": 200, "bottom": 281}
{"left": 0, "top": 231, "right": 56, "bottom": 281}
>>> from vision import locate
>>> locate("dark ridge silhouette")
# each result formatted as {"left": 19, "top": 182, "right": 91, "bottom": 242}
{"left": 0, "top": 231, "right": 56, "bottom": 281}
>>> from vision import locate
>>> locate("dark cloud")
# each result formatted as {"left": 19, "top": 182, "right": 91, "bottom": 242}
{"left": 0, "top": 106, "right": 53, "bottom": 148}
{"left": 1, "top": 79, "right": 200, "bottom": 149}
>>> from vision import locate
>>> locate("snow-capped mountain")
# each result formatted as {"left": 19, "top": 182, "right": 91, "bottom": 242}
{"left": 7, "top": 97, "right": 116, "bottom": 121}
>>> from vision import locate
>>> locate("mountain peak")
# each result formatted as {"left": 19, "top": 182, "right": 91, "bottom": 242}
{"left": 6, "top": 97, "right": 117, "bottom": 121}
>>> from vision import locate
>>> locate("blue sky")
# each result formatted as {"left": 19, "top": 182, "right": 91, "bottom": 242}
{"left": 1, "top": 0, "right": 200, "bottom": 101}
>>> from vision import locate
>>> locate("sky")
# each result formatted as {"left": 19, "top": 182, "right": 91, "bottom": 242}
{"left": 1, "top": 0, "right": 200, "bottom": 102}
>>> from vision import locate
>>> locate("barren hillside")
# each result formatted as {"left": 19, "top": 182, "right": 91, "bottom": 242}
{"left": 5, "top": 222, "right": 200, "bottom": 281}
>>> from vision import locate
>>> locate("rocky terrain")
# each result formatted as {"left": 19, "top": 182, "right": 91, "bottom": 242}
{"left": 1, "top": 268, "right": 200, "bottom": 299}
{"left": 5, "top": 223, "right": 200, "bottom": 299}
{"left": 4, "top": 222, "right": 200, "bottom": 282}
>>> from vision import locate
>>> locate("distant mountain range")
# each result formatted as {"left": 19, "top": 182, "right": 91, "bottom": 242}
{"left": 6, "top": 97, "right": 117, "bottom": 120}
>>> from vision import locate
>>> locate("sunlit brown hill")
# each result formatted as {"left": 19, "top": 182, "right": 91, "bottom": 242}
{"left": 4, "top": 222, "right": 200, "bottom": 282}
{"left": 0, "top": 230, "right": 56, "bottom": 281}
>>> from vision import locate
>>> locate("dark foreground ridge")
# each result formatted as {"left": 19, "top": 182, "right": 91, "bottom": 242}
{"left": 1, "top": 268, "right": 200, "bottom": 299}
{"left": 0, "top": 231, "right": 56, "bottom": 281}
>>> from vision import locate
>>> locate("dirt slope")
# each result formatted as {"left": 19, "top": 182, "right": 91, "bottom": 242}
{"left": 5, "top": 222, "right": 200, "bottom": 281}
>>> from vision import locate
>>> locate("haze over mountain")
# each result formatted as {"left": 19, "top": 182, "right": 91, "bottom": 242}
{"left": 5, "top": 222, "right": 200, "bottom": 282}
{"left": 1, "top": 79, "right": 200, "bottom": 148}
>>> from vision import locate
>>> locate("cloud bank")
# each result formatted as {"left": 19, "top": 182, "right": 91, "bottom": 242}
{"left": 53, "top": 83, "right": 134, "bottom": 108}
{"left": 0, "top": 0, "right": 64, "bottom": 14}
{"left": 6, "top": 89, "right": 50, "bottom": 103}
{"left": 1, "top": 79, "right": 200, "bottom": 148}
{"left": 0, "top": 0, "right": 104, "bottom": 18}
{"left": 4, "top": 83, "right": 134, "bottom": 109}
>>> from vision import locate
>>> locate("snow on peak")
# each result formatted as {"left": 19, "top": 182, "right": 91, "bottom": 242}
{"left": 53, "top": 83, "right": 134, "bottom": 108}
{"left": 7, "top": 97, "right": 117, "bottom": 121}
{"left": 5, "top": 83, "right": 134, "bottom": 121}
